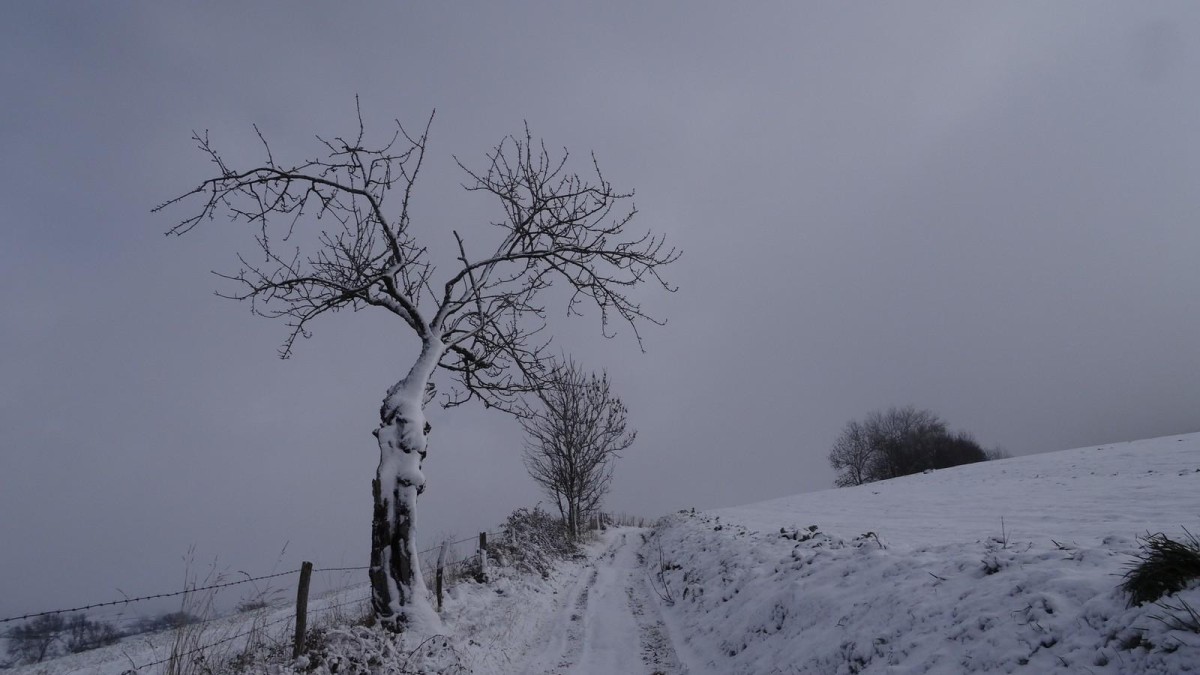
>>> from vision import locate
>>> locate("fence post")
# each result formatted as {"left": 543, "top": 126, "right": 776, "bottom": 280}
{"left": 436, "top": 541, "right": 447, "bottom": 612}
{"left": 293, "top": 561, "right": 313, "bottom": 659}
{"left": 478, "top": 532, "right": 488, "bottom": 583}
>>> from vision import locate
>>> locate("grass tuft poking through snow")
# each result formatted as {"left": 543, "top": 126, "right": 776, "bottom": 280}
{"left": 1122, "top": 528, "right": 1200, "bottom": 607}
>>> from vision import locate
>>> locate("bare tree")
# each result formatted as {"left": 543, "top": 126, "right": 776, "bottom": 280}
{"left": 5, "top": 614, "right": 65, "bottom": 664}
{"left": 156, "top": 101, "right": 678, "bottom": 630}
{"left": 865, "top": 406, "right": 947, "bottom": 480}
{"left": 520, "top": 360, "right": 635, "bottom": 539}
{"left": 828, "top": 419, "right": 873, "bottom": 487}
{"left": 64, "top": 615, "right": 121, "bottom": 654}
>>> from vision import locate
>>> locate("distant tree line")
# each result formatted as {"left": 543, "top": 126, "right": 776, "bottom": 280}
{"left": 3, "top": 610, "right": 200, "bottom": 665}
{"left": 828, "top": 406, "right": 1006, "bottom": 487}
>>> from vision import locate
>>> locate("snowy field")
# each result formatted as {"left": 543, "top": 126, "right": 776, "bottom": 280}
{"left": 652, "top": 432, "right": 1200, "bottom": 674}
{"left": 3, "top": 583, "right": 372, "bottom": 675}
{"left": 8, "top": 433, "right": 1199, "bottom": 674}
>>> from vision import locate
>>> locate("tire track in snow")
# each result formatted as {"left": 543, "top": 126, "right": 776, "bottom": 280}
{"left": 520, "top": 562, "right": 597, "bottom": 674}
{"left": 626, "top": 572, "right": 687, "bottom": 674}
{"left": 513, "top": 529, "right": 691, "bottom": 675}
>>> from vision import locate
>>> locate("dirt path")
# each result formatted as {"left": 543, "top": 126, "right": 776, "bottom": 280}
{"left": 514, "top": 529, "right": 691, "bottom": 675}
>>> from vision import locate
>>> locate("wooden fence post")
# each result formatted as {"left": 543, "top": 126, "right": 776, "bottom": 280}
{"left": 478, "top": 532, "right": 488, "bottom": 583}
{"left": 436, "top": 541, "right": 447, "bottom": 612}
{"left": 293, "top": 561, "right": 313, "bottom": 659}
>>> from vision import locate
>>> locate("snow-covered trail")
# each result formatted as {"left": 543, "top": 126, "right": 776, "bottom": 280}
{"left": 513, "top": 529, "right": 693, "bottom": 675}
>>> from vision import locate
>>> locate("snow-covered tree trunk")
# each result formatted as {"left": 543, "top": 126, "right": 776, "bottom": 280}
{"left": 369, "top": 339, "right": 444, "bottom": 631}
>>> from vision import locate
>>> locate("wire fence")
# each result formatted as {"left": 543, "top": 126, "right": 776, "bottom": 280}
{"left": 0, "top": 528, "right": 513, "bottom": 673}
{"left": 0, "top": 569, "right": 308, "bottom": 625}
{"left": 110, "top": 533, "right": 502, "bottom": 672}
{"left": 0, "top": 530, "right": 504, "bottom": 635}
{"left": 126, "top": 591, "right": 375, "bottom": 673}
{"left": 129, "top": 613, "right": 295, "bottom": 672}
{"left": 0, "top": 541, "right": 506, "bottom": 629}
{"left": 1, "top": 513, "right": 642, "bottom": 671}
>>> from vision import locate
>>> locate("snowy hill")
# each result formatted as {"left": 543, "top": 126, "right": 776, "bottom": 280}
{"left": 651, "top": 433, "right": 1200, "bottom": 673}
{"left": 8, "top": 434, "right": 1198, "bottom": 674}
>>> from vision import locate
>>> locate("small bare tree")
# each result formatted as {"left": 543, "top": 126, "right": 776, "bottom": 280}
{"left": 156, "top": 101, "right": 678, "bottom": 630}
{"left": 520, "top": 360, "right": 635, "bottom": 539}
{"left": 828, "top": 419, "right": 873, "bottom": 487}
{"left": 5, "top": 614, "right": 65, "bottom": 664}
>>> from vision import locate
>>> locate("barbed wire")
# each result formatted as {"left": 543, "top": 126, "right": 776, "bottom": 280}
{"left": 6, "top": 589, "right": 372, "bottom": 642}
{"left": 2, "top": 530, "right": 505, "bottom": 629}
{"left": 0, "top": 569, "right": 303, "bottom": 626}
{"left": 309, "top": 594, "right": 372, "bottom": 615}
{"left": 4, "top": 586, "right": 323, "bottom": 641}
{"left": 417, "top": 529, "right": 505, "bottom": 556}
{"left": 128, "top": 613, "right": 296, "bottom": 672}
{"left": 125, "top": 594, "right": 375, "bottom": 671}
{"left": 1, "top": 526, "right": 544, "bottom": 670}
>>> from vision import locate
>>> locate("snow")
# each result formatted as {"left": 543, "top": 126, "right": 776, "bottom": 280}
{"left": 4, "top": 584, "right": 372, "bottom": 675}
{"left": 10, "top": 433, "right": 1199, "bottom": 673}
{"left": 712, "top": 434, "right": 1199, "bottom": 548}
{"left": 512, "top": 531, "right": 682, "bottom": 674}
{"left": 651, "top": 432, "right": 1200, "bottom": 674}
{"left": 373, "top": 337, "right": 446, "bottom": 627}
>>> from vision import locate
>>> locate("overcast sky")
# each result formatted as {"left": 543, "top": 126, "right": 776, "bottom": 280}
{"left": 2, "top": 2, "right": 1199, "bottom": 620}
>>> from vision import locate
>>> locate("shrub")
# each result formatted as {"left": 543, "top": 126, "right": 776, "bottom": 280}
{"left": 64, "top": 615, "right": 122, "bottom": 653}
{"left": 829, "top": 406, "right": 990, "bottom": 486}
{"left": 1121, "top": 528, "right": 1200, "bottom": 606}
{"left": 488, "top": 506, "right": 579, "bottom": 577}
{"left": 4, "top": 613, "right": 118, "bottom": 664}
{"left": 127, "top": 611, "right": 201, "bottom": 636}
{"left": 235, "top": 599, "right": 271, "bottom": 613}
{"left": 5, "top": 614, "right": 66, "bottom": 664}
{"left": 607, "top": 512, "right": 648, "bottom": 528}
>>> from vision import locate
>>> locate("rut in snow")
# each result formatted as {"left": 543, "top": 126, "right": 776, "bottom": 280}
{"left": 516, "top": 530, "right": 691, "bottom": 675}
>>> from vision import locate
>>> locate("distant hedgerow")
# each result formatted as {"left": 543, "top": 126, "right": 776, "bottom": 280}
{"left": 1121, "top": 528, "right": 1200, "bottom": 606}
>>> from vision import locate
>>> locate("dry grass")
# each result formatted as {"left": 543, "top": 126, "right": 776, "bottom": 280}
{"left": 1121, "top": 528, "right": 1200, "bottom": 606}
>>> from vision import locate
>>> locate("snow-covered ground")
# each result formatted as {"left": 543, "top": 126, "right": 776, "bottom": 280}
{"left": 4, "top": 583, "right": 372, "bottom": 675}
{"left": 8, "top": 433, "right": 1199, "bottom": 674}
{"left": 444, "top": 530, "right": 690, "bottom": 674}
{"left": 651, "top": 432, "right": 1200, "bottom": 674}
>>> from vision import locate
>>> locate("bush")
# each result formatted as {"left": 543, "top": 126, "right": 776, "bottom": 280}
{"left": 64, "top": 615, "right": 122, "bottom": 653}
{"left": 829, "top": 406, "right": 990, "bottom": 486}
{"left": 5, "top": 614, "right": 66, "bottom": 664}
{"left": 488, "top": 506, "right": 579, "bottom": 577}
{"left": 1121, "top": 529, "right": 1200, "bottom": 606}
{"left": 984, "top": 447, "right": 1011, "bottom": 461}
{"left": 2, "top": 613, "right": 118, "bottom": 662}
{"left": 126, "top": 611, "right": 203, "bottom": 637}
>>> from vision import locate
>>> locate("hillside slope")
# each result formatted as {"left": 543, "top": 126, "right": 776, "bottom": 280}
{"left": 651, "top": 433, "right": 1200, "bottom": 674}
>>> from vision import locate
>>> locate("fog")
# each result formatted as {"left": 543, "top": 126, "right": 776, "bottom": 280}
{"left": 2, "top": 2, "right": 1198, "bottom": 620}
